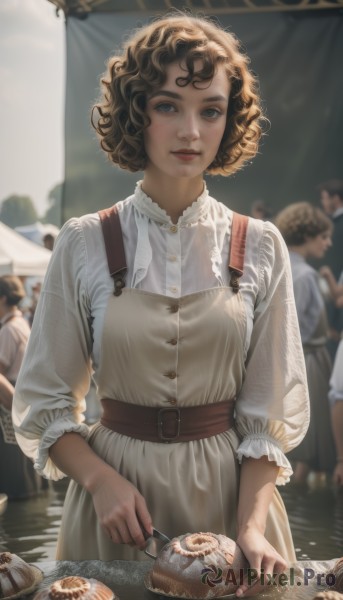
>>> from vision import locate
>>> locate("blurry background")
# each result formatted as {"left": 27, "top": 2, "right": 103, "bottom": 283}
{"left": 1, "top": 1, "right": 342, "bottom": 223}
{"left": 0, "top": 0, "right": 64, "bottom": 229}
{"left": 59, "top": 2, "right": 343, "bottom": 222}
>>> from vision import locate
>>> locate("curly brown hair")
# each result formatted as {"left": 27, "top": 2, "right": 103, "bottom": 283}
{"left": 275, "top": 202, "right": 333, "bottom": 246}
{"left": 91, "top": 14, "right": 266, "bottom": 176}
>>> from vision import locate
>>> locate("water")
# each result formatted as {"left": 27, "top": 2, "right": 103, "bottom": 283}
{"left": 281, "top": 483, "right": 343, "bottom": 561}
{"left": 0, "top": 479, "right": 342, "bottom": 564}
{"left": 0, "top": 480, "right": 68, "bottom": 563}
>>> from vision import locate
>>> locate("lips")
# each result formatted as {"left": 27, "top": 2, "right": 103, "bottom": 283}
{"left": 172, "top": 149, "right": 200, "bottom": 155}
{"left": 171, "top": 149, "right": 201, "bottom": 161}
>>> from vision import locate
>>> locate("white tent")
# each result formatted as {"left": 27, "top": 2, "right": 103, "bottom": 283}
{"left": 15, "top": 222, "right": 60, "bottom": 246}
{"left": 0, "top": 222, "right": 52, "bottom": 277}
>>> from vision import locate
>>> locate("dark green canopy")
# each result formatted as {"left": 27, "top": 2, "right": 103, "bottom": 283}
{"left": 47, "top": 0, "right": 342, "bottom": 16}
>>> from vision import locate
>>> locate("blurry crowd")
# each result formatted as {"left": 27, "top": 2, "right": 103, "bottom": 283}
{"left": 0, "top": 234, "right": 55, "bottom": 500}
{"left": 253, "top": 179, "right": 343, "bottom": 488}
{"left": 1, "top": 180, "right": 343, "bottom": 501}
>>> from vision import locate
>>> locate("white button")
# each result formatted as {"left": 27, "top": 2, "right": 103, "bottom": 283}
{"left": 168, "top": 255, "right": 177, "bottom": 262}
{"left": 170, "top": 225, "right": 178, "bottom": 233}
{"left": 170, "top": 286, "right": 178, "bottom": 294}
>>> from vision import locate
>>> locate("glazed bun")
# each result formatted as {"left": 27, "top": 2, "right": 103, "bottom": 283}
{"left": 0, "top": 552, "right": 43, "bottom": 599}
{"left": 32, "top": 576, "right": 117, "bottom": 600}
{"left": 331, "top": 558, "right": 343, "bottom": 592}
{"left": 145, "top": 532, "right": 248, "bottom": 599}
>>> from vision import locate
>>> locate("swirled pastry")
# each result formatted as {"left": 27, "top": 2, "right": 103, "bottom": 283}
{"left": 0, "top": 552, "right": 43, "bottom": 599}
{"left": 32, "top": 576, "right": 117, "bottom": 600}
{"left": 145, "top": 532, "right": 248, "bottom": 599}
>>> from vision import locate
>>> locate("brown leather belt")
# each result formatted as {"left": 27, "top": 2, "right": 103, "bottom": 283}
{"left": 100, "top": 398, "right": 235, "bottom": 443}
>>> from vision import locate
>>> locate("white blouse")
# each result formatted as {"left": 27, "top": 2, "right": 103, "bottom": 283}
{"left": 13, "top": 182, "right": 309, "bottom": 484}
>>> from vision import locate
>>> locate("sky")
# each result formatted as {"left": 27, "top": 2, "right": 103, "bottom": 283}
{"left": 0, "top": 0, "right": 65, "bottom": 217}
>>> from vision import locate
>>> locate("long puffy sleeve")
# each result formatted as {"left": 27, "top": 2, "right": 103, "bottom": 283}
{"left": 235, "top": 221, "right": 310, "bottom": 485}
{"left": 12, "top": 219, "right": 93, "bottom": 480}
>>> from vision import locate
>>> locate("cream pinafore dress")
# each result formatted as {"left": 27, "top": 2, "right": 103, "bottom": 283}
{"left": 56, "top": 210, "right": 296, "bottom": 563}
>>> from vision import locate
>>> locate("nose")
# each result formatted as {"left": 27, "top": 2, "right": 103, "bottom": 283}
{"left": 177, "top": 112, "right": 200, "bottom": 142}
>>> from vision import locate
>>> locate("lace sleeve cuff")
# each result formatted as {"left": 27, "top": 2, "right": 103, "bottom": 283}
{"left": 236, "top": 434, "right": 293, "bottom": 485}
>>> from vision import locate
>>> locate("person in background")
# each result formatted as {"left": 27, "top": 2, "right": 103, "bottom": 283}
{"left": 43, "top": 233, "right": 56, "bottom": 251}
{"left": 0, "top": 275, "right": 46, "bottom": 498}
{"left": 320, "top": 266, "right": 343, "bottom": 309}
{"left": 250, "top": 199, "right": 272, "bottom": 221}
{"left": 328, "top": 337, "right": 343, "bottom": 487}
{"left": 318, "top": 180, "right": 343, "bottom": 358}
{"left": 28, "top": 281, "right": 42, "bottom": 326}
{"left": 275, "top": 202, "right": 336, "bottom": 485}
{"left": 0, "top": 276, "right": 30, "bottom": 387}
{"left": 13, "top": 14, "right": 309, "bottom": 597}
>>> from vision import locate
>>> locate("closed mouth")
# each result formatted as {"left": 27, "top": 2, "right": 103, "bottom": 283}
{"left": 172, "top": 149, "right": 200, "bottom": 155}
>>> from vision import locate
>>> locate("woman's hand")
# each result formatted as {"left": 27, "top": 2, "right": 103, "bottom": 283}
{"left": 319, "top": 266, "right": 333, "bottom": 280}
{"left": 236, "top": 527, "right": 287, "bottom": 597}
{"left": 235, "top": 457, "right": 287, "bottom": 597}
{"left": 89, "top": 465, "right": 153, "bottom": 549}
{"left": 49, "top": 432, "right": 153, "bottom": 550}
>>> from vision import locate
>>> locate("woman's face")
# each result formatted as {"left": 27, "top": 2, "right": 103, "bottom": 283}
{"left": 305, "top": 230, "right": 332, "bottom": 259}
{"left": 143, "top": 61, "right": 230, "bottom": 182}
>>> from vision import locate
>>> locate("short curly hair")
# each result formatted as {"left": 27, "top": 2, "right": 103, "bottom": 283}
{"left": 91, "top": 13, "right": 265, "bottom": 176}
{"left": 275, "top": 202, "right": 333, "bottom": 246}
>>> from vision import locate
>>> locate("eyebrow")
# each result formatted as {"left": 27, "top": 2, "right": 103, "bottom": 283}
{"left": 149, "top": 90, "right": 228, "bottom": 103}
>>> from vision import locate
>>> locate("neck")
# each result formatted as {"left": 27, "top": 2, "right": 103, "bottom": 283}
{"left": 289, "top": 245, "right": 308, "bottom": 258}
{"left": 142, "top": 170, "right": 204, "bottom": 224}
{"left": 0, "top": 305, "right": 16, "bottom": 321}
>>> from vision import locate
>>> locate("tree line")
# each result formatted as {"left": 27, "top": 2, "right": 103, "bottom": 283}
{"left": 0, "top": 183, "right": 63, "bottom": 229}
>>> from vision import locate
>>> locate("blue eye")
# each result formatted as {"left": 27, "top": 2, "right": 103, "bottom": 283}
{"left": 202, "top": 108, "right": 222, "bottom": 119}
{"left": 155, "top": 103, "right": 176, "bottom": 113}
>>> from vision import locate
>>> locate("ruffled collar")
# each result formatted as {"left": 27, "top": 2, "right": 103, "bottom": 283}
{"left": 132, "top": 180, "right": 210, "bottom": 226}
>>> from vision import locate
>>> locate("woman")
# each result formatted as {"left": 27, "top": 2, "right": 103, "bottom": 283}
{"left": 0, "top": 275, "right": 45, "bottom": 498}
{"left": 275, "top": 202, "right": 336, "bottom": 484}
{"left": 13, "top": 15, "right": 309, "bottom": 597}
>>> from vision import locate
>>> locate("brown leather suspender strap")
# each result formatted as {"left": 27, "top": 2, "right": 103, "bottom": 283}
{"left": 228, "top": 212, "right": 249, "bottom": 293}
{"left": 98, "top": 205, "right": 127, "bottom": 296}
{"left": 98, "top": 206, "right": 249, "bottom": 295}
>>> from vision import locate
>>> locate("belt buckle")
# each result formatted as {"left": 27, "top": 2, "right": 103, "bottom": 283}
{"left": 157, "top": 407, "right": 181, "bottom": 442}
